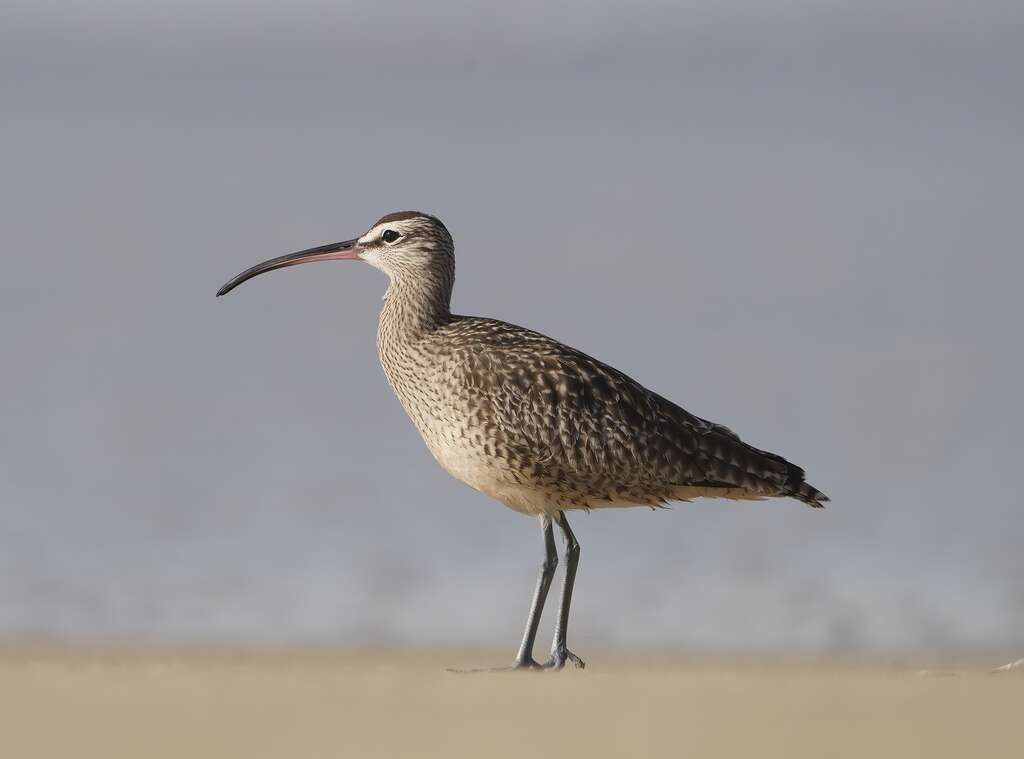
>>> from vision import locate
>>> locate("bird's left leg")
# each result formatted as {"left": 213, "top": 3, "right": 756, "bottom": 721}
{"left": 543, "top": 511, "right": 585, "bottom": 670}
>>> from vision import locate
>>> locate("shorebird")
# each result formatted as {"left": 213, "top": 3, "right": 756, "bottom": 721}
{"left": 217, "top": 211, "right": 829, "bottom": 671}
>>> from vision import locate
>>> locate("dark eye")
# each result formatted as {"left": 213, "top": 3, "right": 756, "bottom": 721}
{"left": 381, "top": 229, "right": 401, "bottom": 243}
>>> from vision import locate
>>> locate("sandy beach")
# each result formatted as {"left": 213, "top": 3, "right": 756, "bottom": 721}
{"left": 2, "top": 647, "right": 1021, "bottom": 758}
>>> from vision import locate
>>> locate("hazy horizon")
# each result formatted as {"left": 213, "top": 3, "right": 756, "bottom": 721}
{"left": 2, "top": 1, "right": 1022, "bottom": 654}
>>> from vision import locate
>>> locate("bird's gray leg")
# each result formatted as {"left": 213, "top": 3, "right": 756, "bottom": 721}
{"left": 512, "top": 515, "right": 558, "bottom": 669}
{"left": 449, "top": 516, "right": 557, "bottom": 674}
{"left": 543, "top": 512, "right": 585, "bottom": 670}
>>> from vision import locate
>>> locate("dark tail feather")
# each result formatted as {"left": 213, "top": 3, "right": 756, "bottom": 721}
{"left": 784, "top": 462, "right": 829, "bottom": 508}
{"left": 794, "top": 480, "right": 829, "bottom": 508}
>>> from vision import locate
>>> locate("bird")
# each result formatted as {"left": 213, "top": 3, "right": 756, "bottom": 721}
{"left": 217, "top": 211, "right": 829, "bottom": 672}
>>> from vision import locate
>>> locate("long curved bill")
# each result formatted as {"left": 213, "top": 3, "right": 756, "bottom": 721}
{"left": 216, "top": 238, "right": 362, "bottom": 297}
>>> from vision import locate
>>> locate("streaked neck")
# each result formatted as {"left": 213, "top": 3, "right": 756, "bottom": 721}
{"left": 379, "top": 269, "right": 454, "bottom": 341}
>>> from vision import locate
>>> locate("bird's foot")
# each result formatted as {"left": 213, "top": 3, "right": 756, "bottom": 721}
{"left": 447, "top": 657, "right": 545, "bottom": 674}
{"left": 541, "top": 646, "right": 586, "bottom": 671}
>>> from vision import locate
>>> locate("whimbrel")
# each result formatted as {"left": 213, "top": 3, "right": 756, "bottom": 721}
{"left": 217, "top": 211, "right": 829, "bottom": 671}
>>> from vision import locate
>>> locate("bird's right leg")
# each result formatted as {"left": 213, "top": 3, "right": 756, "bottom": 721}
{"left": 449, "top": 515, "right": 557, "bottom": 673}
{"left": 511, "top": 514, "right": 558, "bottom": 669}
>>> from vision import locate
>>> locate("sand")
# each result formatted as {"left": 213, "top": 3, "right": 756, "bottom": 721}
{"left": 2, "top": 647, "right": 1021, "bottom": 758}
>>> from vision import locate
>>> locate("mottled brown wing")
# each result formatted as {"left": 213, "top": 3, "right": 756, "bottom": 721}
{"left": 441, "top": 318, "right": 826, "bottom": 506}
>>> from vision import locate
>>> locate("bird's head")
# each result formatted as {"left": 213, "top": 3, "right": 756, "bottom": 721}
{"left": 216, "top": 211, "right": 453, "bottom": 297}
{"left": 356, "top": 211, "right": 454, "bottom": 280}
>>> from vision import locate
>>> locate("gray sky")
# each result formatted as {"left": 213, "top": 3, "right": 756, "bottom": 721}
{"left": 2, "top": 1, "right": 1022, "bottom": 654}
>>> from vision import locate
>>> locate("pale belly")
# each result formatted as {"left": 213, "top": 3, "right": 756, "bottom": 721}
{"left": 418, "top": 426, "right": 684, "bottom": 516}
{"left": 422, "top": 433, "right": 557, "bottom": 516}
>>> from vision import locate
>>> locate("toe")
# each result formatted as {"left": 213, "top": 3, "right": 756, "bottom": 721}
{"left": 565, "top": 650, "right": 586, "bottom": 669}
{"left": 542, "top": 648, "right": 585, "bottom": 671}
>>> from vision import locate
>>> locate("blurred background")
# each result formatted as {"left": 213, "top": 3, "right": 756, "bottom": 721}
{"left": 2, "top": 1, "right": 1021, "bottom": 656}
